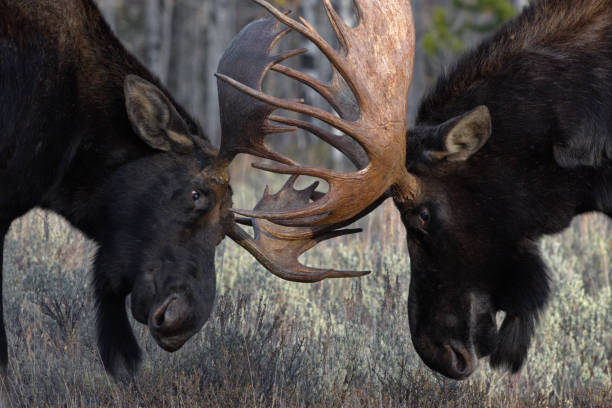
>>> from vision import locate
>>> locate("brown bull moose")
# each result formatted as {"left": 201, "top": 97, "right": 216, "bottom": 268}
{"left": 0, "top": 0, "right": 365, "bottom": 389}
{"left": 220, "top": 0, "right": 612, "bottom": 380}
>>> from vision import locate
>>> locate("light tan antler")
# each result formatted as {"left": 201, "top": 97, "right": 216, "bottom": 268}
{"left": 216, "top": 13, "right": 374, "bottom": 282}
{"left": 216, "top": 0, "right": 417, "bottom": 281}
{"left": 217, "top": 0, "right": 418, "bottom": 228}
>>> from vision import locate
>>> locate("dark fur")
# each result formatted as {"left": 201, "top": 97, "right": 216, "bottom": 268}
{"left": 0, "top": 0, "right": 230, "bottom": 378}
{"left": 400, "top": 0, "right": 611, "bottom": 379}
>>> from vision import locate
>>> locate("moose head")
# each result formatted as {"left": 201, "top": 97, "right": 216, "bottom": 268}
{"left": 99, "top": 5, "right": 370, "bottom": 375}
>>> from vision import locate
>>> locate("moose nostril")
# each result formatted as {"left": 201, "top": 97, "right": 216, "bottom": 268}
{"left": 151, "top": 296, "right": 178, "bottom": 330}
{"left": 446, "top": 344, "right": 476, "bottom": 377}
{"left": 452, "top": 347, "right": 467, "bottom": 373}
{"left": 152, "top": 308, "right": 165, "bottom": 328}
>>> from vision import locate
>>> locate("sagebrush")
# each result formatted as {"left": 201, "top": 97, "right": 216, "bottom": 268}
{"left": 1, "top": 180, "right": 610, "bottom": 407}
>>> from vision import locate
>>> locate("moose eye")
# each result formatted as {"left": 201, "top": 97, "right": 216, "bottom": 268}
{"left": 192, "top": 189, "right": 214, "bottom": 212}
{"left": 401, "top": 205, "right": 434, "bottom": 232}
{"left": 417, "top": 208, "right": 431, "bottom": 228}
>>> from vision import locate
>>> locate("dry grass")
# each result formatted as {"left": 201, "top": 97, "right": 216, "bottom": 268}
{"left": 1, "top": 171, "right": 610, "bottom": 407}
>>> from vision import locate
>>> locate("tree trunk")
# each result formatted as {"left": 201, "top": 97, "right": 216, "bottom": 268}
{"left": 168, "top": 0, "right": 209, "bottom": 137}
{"left": 512, "top": 0, "right": 530, "bottom": 9}
{"left": 407, "top": 0, "right": 427, "bottom": 125}
{"left": 205, "top": 0, "right": 236, "bottom": 147}
{"left": 97, "top": 0, "right": 117, "bottom": 30}
{"left": 146, "top": 0, "right": 175, "bottom": 84}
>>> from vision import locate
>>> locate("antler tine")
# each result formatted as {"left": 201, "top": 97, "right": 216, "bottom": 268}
{"left": 229, "top": 225, "right": 368, "bottom": 282}
{"left": 270, "top": 65, "right": 344, "bottom": 116}
{"left": 321, "top": 0, "right": 350, "bottom": 52}
{"left": 216, "top": 73, "right": 359, "bottom": 144}
{"left": 270, "top": 63, "right": 360, "bottom": 122}
{"left": 228, "top": 176, "right": 369, "bottom": 283}
{"left": 251, "top": 0, "right": 348, "bottom": 79}
{"left": 269, "top": 115, "right": 368, "bottom": 169}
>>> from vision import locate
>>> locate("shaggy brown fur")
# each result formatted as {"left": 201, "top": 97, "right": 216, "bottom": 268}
{"left": 1, "top": 0, "right": 226, "bottom": 383}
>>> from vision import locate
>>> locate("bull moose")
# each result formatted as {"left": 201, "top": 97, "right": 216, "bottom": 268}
{"left": 219, "top": 0, "right": 612, "bottom": 380}
{"left": 0, "top": 0, "right": 369, "bottom": 392}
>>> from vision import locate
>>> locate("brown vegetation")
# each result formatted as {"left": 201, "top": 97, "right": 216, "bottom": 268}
{"left": 1, "top": 174, "right": 609, "bottom": 407}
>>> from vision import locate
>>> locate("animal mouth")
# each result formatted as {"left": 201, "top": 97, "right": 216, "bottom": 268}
{"left": 147, "top": 294, "right": 196, "bottom": 352}
{"left": 446, "top": 344, "right": 478, "bottom": 380}
{"left": 150, "top": 330, "right": 192, "bottom": 352}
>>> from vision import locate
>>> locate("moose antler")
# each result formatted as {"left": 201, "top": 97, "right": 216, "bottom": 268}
{"left": 218, "top": 0, "right": 418, "bottom": 228}
{"left": 217, "top": 0, "right": 417, "bottom": 281}
{"left": 216, "top": 15, "right": 302, "bottom": 166}
{"left": 228, "top": 176, "right": 369, "bottom": 282}
{"left": 217, "top": 14, "right": 374, "bottom": 282}
{"left": 215, "top": 12, "right": 369, "bottom": 170}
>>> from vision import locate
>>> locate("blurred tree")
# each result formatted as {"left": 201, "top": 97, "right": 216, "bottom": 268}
{"left": 205, "top": 1, "right": 236, "bottom": 145}
{"left": 169, "top": 0, "right": 210, "bottom": 134}
{"left": 93, "top": 0, "right": 525, "bottom": 165}
{"left": 97, "top": 0, "right": 116, "bottom": 29}
{"left": 146, "top": 0, "right": 174, "bottom": 84}
{"left": 422, "top": 0, "right": 517, "bottom": 77}
{"left": 408, "top": 0, "right": 427, "bottom": 125}
{"left": 512, "top": 0, "right": 530, "bottom": 9}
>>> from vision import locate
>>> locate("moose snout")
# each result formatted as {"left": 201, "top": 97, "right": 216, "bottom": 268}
{"left": 444, "top": 343, "right": 477, "bottom": 379}
{"left": 151, "top": 296, "right": 183, "bottom": 331}
{"left": 415, "top": 336, "right": 478, "bottom": 380}
{"left": 148, "top": 294, "right": 193, "bottom": 351}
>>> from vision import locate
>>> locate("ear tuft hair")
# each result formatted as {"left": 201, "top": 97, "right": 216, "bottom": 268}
{"left": 430, "top": 105, "right": 492, "bottom": 162}
{"left": 124, "top": 75, "right": 194, "bottom": 154}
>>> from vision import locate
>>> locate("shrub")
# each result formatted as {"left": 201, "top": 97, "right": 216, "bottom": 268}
{"left": 1, "top": 198, "right": 609, "bottom": 407}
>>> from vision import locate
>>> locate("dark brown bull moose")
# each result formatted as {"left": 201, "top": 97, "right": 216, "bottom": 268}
{"left": 0, "top": 0, "right": 367, "bottom": 389}
{"left": 219, "top": 0, "right": 612, "bottom": 380}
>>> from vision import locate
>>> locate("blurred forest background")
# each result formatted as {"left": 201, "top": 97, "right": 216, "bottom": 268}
{"left": 94, "top": 0, "right": 528, "bottom": 153}
{"left": 2, "top": 0, "right": 610, "bottom": 406}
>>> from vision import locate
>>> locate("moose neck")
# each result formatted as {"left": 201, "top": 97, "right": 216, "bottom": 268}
{"left": 16, "top": 0, "right": 197, "bottom": 241}
{"left": 38, "top": 121, "right": 149, "bottom": 240}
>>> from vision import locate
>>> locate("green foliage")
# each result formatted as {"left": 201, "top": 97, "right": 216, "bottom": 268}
{"left": 270, "top": 0, "right": 298, "bottom": 8}
{"left": 423, "top": 7, "right": 465, "bottom": 56}
{"left": 424, "top": 0, "right": 517, "bottom": 57}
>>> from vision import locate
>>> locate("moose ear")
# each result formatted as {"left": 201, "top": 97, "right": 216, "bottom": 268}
{"left": 431, "top": 106, "right": 492, "bottom": 162}
{"left": 124, "top": 75, "right": 194, "bottom": 154}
